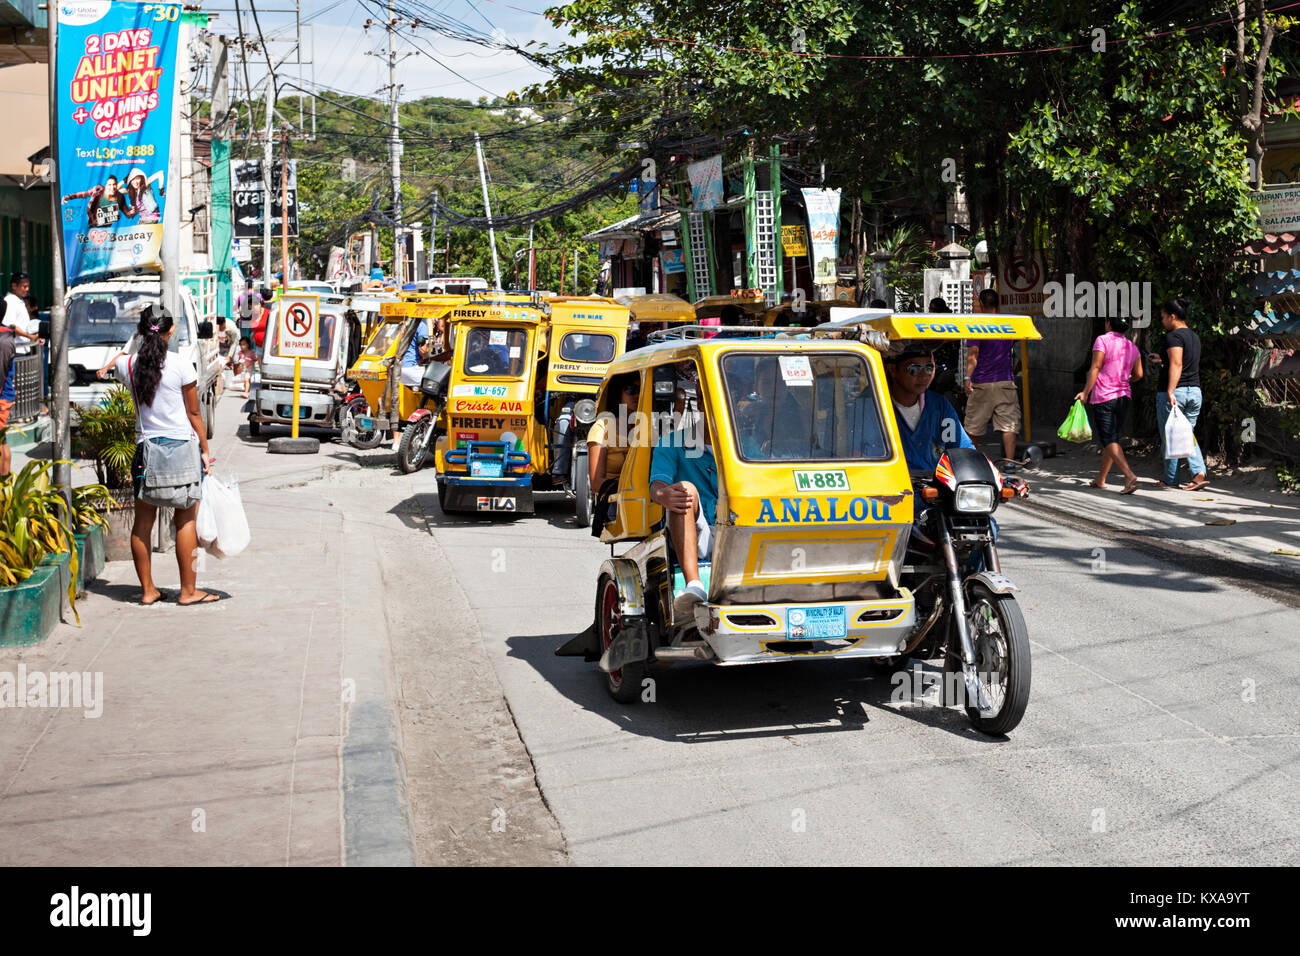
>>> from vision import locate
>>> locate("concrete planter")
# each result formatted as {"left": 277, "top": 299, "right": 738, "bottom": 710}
{"left": 74, "top": 524, "right": 106, "bottom": 594}
{"left": 0, "top": 565, "right": 61, "bottom": 647}
{"left": 101, "top": 499, "right": 136, "bottom": 564}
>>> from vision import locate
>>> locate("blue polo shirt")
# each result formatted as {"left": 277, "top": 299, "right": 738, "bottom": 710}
{"left": 649, "top": 430, "right": 718, "bottom": 523}
{"left": 402, "top": 320, "right": 429, "bottom": 367}
{"left": 895, "top": 390, "right": 974, "bottom": 473}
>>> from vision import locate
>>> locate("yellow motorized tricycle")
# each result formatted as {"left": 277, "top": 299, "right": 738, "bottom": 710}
{"left": 429, "top": 292, "right": 631, "bottom": 519}
{"left": 341, "top": 293, "right": 465, "bottom": 462}
{"left": 560, "top": 313, "right": 1040, "bottom": 735}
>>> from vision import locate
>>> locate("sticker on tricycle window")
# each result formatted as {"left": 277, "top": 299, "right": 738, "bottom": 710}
{"left": 793, "top": 469, "right": 849, "bottom": 492}
{"left": 778, "top": 355, "right": 813, "bottom": 386}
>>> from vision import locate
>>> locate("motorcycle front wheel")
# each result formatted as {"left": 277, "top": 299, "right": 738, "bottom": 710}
{"left": 397, "top": 417, "right": 434, "bottom": 474}
{"left": 962, "top": 583, "right": 1031, "bottom": 736}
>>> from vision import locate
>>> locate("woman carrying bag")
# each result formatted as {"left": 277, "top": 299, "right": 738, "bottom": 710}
{"left": 98, "top": 307, "right": 221, "bottom": 605}
{"left": 1075, "top": 315, "right": 1143, "bottom": 494}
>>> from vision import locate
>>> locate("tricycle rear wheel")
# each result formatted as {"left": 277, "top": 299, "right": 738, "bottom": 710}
{"left": 598, "top": 574, "right": 645, "bottom": 704}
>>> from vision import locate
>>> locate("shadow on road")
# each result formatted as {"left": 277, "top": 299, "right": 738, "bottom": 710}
{"left": 505, "top": 631, "right": 993, "bottom": 744}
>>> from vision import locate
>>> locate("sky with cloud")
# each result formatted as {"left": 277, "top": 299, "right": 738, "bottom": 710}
{"left": 208, "top": 0, "right": 574, "bottom": 104}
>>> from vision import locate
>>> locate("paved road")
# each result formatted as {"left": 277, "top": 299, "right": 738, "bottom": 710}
{"left": 418, "top": 487, "right": 1300, "bottom": 866}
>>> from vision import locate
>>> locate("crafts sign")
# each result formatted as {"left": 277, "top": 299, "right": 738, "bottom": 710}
{"left": 56, "top": 1, "right": 182, "bottom": 285}
{"left": 275, "top": 294, "right": 319, "bottom": 358}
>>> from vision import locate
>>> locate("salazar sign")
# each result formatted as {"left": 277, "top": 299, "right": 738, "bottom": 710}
{"left": 56, "top": 0, "right": 182, "bottom": 285}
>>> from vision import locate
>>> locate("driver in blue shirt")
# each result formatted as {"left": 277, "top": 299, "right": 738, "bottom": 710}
{"left": 882, "top": 340, "right": 975, "bottom": 473}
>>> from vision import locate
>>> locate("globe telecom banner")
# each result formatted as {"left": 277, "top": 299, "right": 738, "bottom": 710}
{"left": 56, "top": 0, "right": 181, "bottom": 285}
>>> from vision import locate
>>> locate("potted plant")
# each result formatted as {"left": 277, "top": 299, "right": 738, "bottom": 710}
{"left": 73, "top": 385, "right": 135, "bottom": 487}
{"left": 0, "top": 460, "right": 81, "bottom": 645}
{"left": 71, "top": 385, "right": 137, "bottom": 561}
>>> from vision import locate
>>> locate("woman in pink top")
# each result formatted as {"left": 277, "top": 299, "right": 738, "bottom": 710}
{"left": 1075, "top": 316, "right": 1143, "bottom": 494}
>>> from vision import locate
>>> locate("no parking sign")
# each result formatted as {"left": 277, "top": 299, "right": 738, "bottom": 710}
{"left": 276, "top": 294, "right": 320, "bottom": 358}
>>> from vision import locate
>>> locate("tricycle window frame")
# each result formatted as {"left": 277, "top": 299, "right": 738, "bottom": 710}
{"left": 718, "top": 349, "right": 894, "bottom": 465}
{"left": 558, "top": 330, "right": 618, "bottom": 364}
{"left": 459, "top": 325, "right": 531, "bottom": 378}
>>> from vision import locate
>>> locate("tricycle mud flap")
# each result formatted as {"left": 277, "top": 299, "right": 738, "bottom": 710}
{"left": 599, "top": 617, "right": 649, "bottom": 674}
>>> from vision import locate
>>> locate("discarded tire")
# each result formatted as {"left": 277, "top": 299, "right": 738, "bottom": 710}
{"left": 267, "top": 437, "right": 321, "bottom": 455}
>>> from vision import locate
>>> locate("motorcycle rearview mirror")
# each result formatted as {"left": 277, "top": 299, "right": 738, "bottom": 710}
{"left": 420, "top": 361, "right": 451, "bottom": 399}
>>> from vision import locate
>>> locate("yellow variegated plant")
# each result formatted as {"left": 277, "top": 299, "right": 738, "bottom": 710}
{"left": 0, "top": 460, "right": 82, "bottom": 623}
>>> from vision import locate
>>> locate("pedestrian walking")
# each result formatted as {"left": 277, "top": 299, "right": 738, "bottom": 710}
{"left": 95, "top": 307, "right": 218, "bottom": 605}
{"left": 213, "top": 317, "right": 234, "bottom": 396}
{"left": 1075, "top": 315, "right": 1143, "bottom": 494}
{"left": 234, "top": 336, "right": 256, "bottom": 397}
{"left": 1148, "top": 298, "right": 1207, "bottom": 491}
{"left": 962, "top": 288, "right": 1022, "bottom": 468}
{"left": 234, "top": 278, "right": 258, "bottom": 339}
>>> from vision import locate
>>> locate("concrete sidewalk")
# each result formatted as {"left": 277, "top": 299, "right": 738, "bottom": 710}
{"left": 0, "top": 393, "right": 413, "bottom": 865}
{"left": 1010, "top": 434, "right": 1300, "bottom": 581}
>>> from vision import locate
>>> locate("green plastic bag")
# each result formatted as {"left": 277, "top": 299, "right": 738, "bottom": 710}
{"left": 1057, "top": 400, "right": 1093, "bottom": 443}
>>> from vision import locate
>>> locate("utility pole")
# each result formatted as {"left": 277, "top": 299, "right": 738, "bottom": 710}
{"left": 474, "top": 131, "right": 503, "bottom": 290}
{"left": 429, "top": 189, "right": 438, "bottom": 282}
{"left": 387, "top": 0, "right": 403, "bottom": 284}
{"left": 46, "top": 2, "right": 69, "bottom": 502}
{"left": 281, "top": 126, "right": 291, "bottom": 283}
{"left": 262, "top": 75, "right": 276, "bottom": 283}
{"left": 365, "top": 8, "right": 412, "bottom": 283}
{"left": 528, "top": 222, "right": 536, "bottom": 290}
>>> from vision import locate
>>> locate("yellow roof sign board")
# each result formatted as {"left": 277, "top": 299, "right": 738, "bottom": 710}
{"left": 862, "top": 313, "right": 1042, "bottom": 341}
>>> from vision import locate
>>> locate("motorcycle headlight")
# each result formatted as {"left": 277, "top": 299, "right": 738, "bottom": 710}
{"left": 573, "top": 398, "right": 598, "bottom": 425}
{"left": 954, "top": 484, "right": 996, "bottom": 514}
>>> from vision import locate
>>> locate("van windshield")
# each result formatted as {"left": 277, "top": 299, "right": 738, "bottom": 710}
{"left": 721, "top": 352, "right": 892, "bottom": 462}
{"left": 66, "top": 291, "right": 189, "bottom": 350}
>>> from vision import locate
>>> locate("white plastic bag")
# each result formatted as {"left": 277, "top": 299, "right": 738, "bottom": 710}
{"left": 196, "top": 476, "right": 219, "bottom": 545}
{"left": 1164, "top": 404, "right": 1195, "bottom": 460}
{"left": 199, "top": 473, "right": 251, "bottom": 557}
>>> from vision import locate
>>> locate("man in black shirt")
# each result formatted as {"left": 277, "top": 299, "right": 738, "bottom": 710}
{"left": 1148, "top": 297, "right": 1207, "bottom": 490}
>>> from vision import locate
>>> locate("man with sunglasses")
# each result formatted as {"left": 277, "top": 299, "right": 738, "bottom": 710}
{"left": 882, "top": 341, "right": 976, "bottom": 473}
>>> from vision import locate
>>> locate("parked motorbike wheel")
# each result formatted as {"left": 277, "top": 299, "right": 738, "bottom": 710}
{"left": 436, "top": 479, "right": 448, "bottom": 512}
{"left": 573, "top": 455, "right": 592, "bottom": 528}
{"left": 341, "top": 399, "right": 384, "bottom": 450}
{"left": 962, "top": 584, "right": 1031, "bottom": 735}
{"left": 598, "top": 574, "right": 645, "bottom": 704}
{"left": 397, "top": 416, "right": 434, "bottom": 474}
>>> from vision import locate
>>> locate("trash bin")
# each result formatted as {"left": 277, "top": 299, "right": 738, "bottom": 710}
{"left": 11, "top": 352, "right": 42, "bottom": 422}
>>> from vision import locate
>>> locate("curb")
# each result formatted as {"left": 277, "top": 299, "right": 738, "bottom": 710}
{"left": 1021, "top": 493, "right": 1300, "bottom": 589}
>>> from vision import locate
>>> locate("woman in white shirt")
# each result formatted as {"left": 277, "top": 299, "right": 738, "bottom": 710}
{"left": 98, "top": 307, "right": 219, "bottom": 605}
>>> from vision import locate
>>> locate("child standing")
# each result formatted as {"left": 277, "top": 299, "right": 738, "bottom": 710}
{"left": 235, "top": 336, "right": 256, "bottom": 397}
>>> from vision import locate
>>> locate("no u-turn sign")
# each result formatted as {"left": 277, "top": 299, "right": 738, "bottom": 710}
{"left": 276, "top": 294, "right": 320, "bottom": 358}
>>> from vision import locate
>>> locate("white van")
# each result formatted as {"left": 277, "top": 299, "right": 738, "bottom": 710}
{"left": 66, "top": 277, "right": 225, "bottom": 437}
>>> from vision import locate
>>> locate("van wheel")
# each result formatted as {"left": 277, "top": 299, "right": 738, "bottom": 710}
{"left": 598, "top": 574, "right": 645, "bottom": 704}
{"left": 248, "top": 418, "right": 261, "bottom": 437}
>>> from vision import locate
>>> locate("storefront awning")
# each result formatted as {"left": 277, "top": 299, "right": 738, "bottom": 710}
{"left": 582, "top": 208, "right": 681, "bottom": 242}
